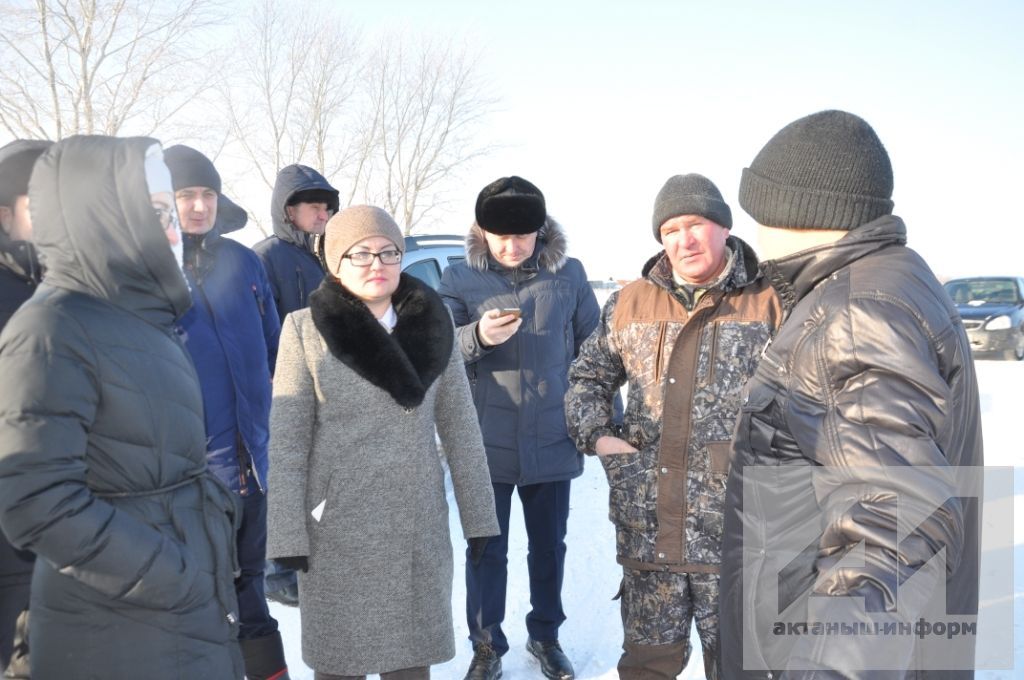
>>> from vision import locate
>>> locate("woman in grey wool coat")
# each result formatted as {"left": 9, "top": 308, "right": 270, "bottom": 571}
{"left": 267, "top": 205, "right": 500, "bottom": 680}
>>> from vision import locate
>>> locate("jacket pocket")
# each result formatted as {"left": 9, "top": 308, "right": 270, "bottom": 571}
{"left": 603, "top": 449, "right": 654, "bottom": 532}
{"left": 707, "top": 441, "right": 733, "bottom": 475}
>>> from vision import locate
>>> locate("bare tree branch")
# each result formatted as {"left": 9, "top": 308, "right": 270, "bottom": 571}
{"left": 0, "top": 0, "right": 226, "bottom": 139}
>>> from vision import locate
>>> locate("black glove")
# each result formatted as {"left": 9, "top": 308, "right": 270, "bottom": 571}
{"left": 275, "top": 556, "right": 309, "bottom": 573}
{"left": 468, "top": 537, "right": 491, "bottom": 567}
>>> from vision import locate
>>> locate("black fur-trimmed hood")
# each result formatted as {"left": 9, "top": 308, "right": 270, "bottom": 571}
{"left": 465, "top": 216, "right": 568, "bottom": 273}
{"left": 308, "top": 273, "right": 454, "bottom": 409}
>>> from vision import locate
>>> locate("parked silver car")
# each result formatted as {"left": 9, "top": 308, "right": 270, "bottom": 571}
{"left": 314, "top": 232, "right": 465, "bottom": 290}
{"left": 401, "top": 234, "right": 465, "bottom": 289}
{"left": 944, "top": 276, "right": 1024, "bottom": 361}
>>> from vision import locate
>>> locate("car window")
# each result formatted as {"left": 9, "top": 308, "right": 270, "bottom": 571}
{"left": 945, "top": 279, "right": 1020, "bottom": 305}
{"left": 404, "top": 258, "right": 442, "bottom": 289}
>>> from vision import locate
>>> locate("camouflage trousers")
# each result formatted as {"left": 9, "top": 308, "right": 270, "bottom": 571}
{"left": 618, "top": 567, "right": 720, "bottom": 679}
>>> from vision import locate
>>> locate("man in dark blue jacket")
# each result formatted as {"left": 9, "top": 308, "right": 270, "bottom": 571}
{"left": 254, "top": 164, "right": 339, "bottom": 324}
{"left": 0, "top": 138, "right": 51, "bottom": 679}
{"left": 164, "top": 145, "right": 289, "bottom": 680}
{"left": 439, "top": 177, "right": 600, "bottom": 680}
{"left": 253, "top": 164, "right": 338, "bottom": 607}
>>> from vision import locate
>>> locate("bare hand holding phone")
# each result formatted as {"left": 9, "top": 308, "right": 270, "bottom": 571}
{"left": 477, "top": 308, "right": 523, "bottom": 347}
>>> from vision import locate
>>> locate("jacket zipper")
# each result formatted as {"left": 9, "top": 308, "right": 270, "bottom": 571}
{"left": 707, "top": 320, "right": 720, "bottom": 385}
{"left": 296, "top": 266, "right": 306, "bottom": 307}
{"left": 654, "top": 322, "right": 668, "bottom": 380}
{"left": 251, "top": 284, "right": 265, "bottom": 316}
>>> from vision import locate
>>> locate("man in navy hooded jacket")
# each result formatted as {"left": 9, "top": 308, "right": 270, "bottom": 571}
{"left": 164, "top": 144, "right": 289, "bottom": 680}
{"left": 253, "top": 164, "right": 339, "bottom": 606}
{"left": 254, "top": 164, "right": 339, "bottom": 323}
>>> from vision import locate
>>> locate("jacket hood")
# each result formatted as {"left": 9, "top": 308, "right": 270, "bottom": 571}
{"left": 270, "top": 165, "right": 339, "bottom": 248}
{"left": 28, "top": 135, "right": 191, "bottom": 325}
{"left": 465, "top": 216, "right": 569, "bottom": 273}
{"left": 213, "top": 193, "right": 248, "bottom": 236}
{"left": 759, "top": 214, "right": 906, "bottom": 311}
{"left": 641, "top": 234, "right": 761, "bottom": 289}
{"left": 0, "top": 139, "right": 53, "bottom": 205}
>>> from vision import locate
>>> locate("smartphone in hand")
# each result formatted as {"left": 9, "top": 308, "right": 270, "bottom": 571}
{"left": 498, "top": 307, "right": 522, "bottom": 320}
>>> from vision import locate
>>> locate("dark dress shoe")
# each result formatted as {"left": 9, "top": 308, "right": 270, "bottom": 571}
{"left": 464, "top": 642, "right": 502, "bottom": 680}
{"left": 526, "top": 637, "right": 575, "bottom": 680}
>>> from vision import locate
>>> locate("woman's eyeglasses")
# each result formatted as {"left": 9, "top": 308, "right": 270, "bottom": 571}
{"left": 341, "top": 249, "right": 403, "bottom": 267}
{"left": 153, "top": 205, "right": 179, "bottom": 232}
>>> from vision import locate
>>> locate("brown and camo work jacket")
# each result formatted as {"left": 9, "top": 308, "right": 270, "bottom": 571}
{"left": 566, "top": 236, "right": 782, "bottom": 573}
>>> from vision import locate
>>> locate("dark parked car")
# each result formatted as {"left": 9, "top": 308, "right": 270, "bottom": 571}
{"left": 944, "top": 276, "right": 1024, "bottom": 361}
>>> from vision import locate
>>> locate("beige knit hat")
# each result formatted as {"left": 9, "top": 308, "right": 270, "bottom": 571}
{"left": 323, "top": 205, "right": 405, "bottom": 273}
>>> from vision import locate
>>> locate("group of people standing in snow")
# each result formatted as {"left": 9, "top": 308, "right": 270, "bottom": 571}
{"left": 0, "top": 108, "right": 982, "bottom": 680}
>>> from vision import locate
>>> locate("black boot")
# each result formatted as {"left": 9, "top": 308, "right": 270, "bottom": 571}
{"left": 464, "top": 642, "right": 502, "bottom": 680}
{"left": 526, "top": 638, "right": 574, "bottom": 680}
{"left": 239, "top": 630, "right": 290, "bottom": 680}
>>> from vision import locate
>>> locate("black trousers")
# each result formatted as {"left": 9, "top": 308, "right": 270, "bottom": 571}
{"left": 465, "top": 480, "right": 570, "bottom": 655}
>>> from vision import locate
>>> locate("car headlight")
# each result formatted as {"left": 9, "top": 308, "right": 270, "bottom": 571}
{"left": 986, "top": 315, "right": 1012, "bottom": 330}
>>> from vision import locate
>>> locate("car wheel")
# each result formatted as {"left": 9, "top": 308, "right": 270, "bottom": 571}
{"left": 1005, "top": 332, "right": 1024, "bottom": 361}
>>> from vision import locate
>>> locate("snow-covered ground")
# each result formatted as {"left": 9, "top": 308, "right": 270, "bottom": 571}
{"left": 272, "top": 358, "right": 1024, "bottom": 679}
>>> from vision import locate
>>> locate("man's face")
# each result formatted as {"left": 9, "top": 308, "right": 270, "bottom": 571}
{"left": 0, "top": 195, "right": 34, "bottom": 241}
{"left": 660, "top": 214, "right": 730, "bottom": 285}
{"left": 483, "top": 231, "right": 538, "bottom": 269}
{"left": 174, "top": 186, "right": 218, "bottom": 235}
{"left": 286, "top": 201, "right": 331, "bottom": 235}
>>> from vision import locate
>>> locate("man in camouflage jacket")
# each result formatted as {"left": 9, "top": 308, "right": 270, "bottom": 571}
{"left": 566, "top": 174, "right": 782, "bottom": 680}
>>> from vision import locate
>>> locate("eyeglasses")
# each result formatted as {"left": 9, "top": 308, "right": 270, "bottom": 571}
{"left": 153, "top": 205, "right": 179, "bottom": 232}
{"left": 340, "top": 249, "right": 403, "bottom": 267}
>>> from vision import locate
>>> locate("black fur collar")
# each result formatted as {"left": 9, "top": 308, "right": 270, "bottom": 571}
{"left": 309, "top": 273, "right": 454, "bottom": 409}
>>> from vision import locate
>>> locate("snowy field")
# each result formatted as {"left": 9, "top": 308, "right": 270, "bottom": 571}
{"left": 272, "top": 358, "right": 1024, "bottom": 679}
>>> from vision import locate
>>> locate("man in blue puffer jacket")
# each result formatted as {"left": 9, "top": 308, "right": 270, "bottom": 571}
{"left": 164, "top": 145, "right": 289, "bottom": 680}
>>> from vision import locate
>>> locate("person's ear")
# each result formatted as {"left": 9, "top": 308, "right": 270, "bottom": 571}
{"left": 0, "top": 205, "right": 12, "bottom": 235}
{"left": 285, "top": 205, "right": 295, "bottom": 223}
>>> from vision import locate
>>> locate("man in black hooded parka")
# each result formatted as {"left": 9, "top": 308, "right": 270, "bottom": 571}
{"left": 0, "top": 135, "right": 243, "bottom": 679}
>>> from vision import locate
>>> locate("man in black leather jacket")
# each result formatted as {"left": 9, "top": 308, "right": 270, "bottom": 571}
{"left": 719, "top": 110, "right": 983, "bottom": 680}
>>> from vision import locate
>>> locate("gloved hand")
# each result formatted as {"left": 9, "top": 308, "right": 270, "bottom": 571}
{"left": 275, "top": 556, "right": 309, "bottom": 573}
{"left": 468, "top": 537, "right": 491, "bottom": 567}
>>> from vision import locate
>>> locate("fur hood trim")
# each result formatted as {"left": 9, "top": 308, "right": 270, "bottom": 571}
{"left": 308, "top": 273, "right": 454, "bottom": 408}
{"left": 465, "top": 216, "right": 569, "bottom": 273}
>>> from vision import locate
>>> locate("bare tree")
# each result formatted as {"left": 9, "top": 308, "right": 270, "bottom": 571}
{"left": 218, "top": 5, "right": 496, "bottom": 236}
{"left": 0, "top": 0, "right": 225, "bottom": 140}
{"left": 217, "top": 0, "right": 363, "bottom": 236}
{"left": 361, "top": 35, "right": 496, "bottom": 233}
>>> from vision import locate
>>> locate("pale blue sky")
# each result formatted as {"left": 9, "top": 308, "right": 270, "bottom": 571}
{"left": 321, "top": 0, "right": 1024, "bottom": 280}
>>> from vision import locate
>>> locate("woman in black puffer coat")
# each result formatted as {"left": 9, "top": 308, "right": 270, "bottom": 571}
{"left": 0, "top": 136, "right": 243, "bottom": 679}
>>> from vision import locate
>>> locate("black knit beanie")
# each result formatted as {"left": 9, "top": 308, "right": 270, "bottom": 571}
{"left": 0, "top": 140, "right": 53, "bottom": 206}
{"left": 738, "top": 110, "right": 894, "bottom": 230}
{"left": 475, "top": 176, "right": 546, "bottom": 235}
{"left": 287, "top": 188, "right": 340, "bottom": 214}
{"left": 163, "top": 144, "right": 221, "bottom": 193}
{"left": 651, "top": 173, "right": 732, "bottom": 242}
